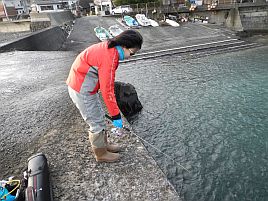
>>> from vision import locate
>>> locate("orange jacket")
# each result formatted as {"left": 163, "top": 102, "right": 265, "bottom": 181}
{"left": 66, "top": 42, "right": 120, "bottom": 118}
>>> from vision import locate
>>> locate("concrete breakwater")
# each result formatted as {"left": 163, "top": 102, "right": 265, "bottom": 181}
{"left": 0, "top": 26, "right": 68, "bottom": 52}
{"left": 0, "top": 16, "right": 186, "bottom": 201}
{"left": 0, "top": 10, "right": 75, "bottom": 52}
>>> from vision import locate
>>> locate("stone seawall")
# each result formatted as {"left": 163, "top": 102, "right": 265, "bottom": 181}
{"left": 0, "top": 10, "right": 74, "bottom": 33}
{"left": 0, "top": 20, "right": 31, "bottom": 32}
{"left": 0, "top": 26, "right": 67, "bottom": 52}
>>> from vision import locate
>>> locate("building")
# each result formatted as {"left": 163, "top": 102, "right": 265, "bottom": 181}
{"left": 1, "top": 0, "right": 29, "bottom": 15}
{"left": 0, "top": 0, "right": 29, "bottom": 19}
{"left": 94, "top": 0, "right": 113, "bottom": 15}
{"left": 32, "top": 0, "right": 78, "bottom": 13}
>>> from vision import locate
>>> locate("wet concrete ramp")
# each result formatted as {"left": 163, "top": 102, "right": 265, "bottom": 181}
{"left": 62, "top": 15, "right": 258, "bottom": 56}
{"left": 61, "top": 16, "right": 123, "bottom": 51}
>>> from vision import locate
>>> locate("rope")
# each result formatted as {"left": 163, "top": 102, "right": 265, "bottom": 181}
{"left": 105, "top": 114, "right": 190, "bottom": 172}
{"left": 124, "top": 126, "right": 190, "bottom": 173}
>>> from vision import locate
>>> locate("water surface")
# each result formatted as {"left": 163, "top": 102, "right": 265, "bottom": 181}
{"left": 116, "top": 46, "right": 268, "bottom": 201}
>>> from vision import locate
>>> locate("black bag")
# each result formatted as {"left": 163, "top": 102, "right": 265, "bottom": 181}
{"left": 25, "top": 153, "right": 53, "bottom": 201}
{"left": 114, "top": 82, "right": 143, "bottom": 120}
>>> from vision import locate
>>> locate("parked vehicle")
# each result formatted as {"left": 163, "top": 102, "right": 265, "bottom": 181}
{"left": 94, "top": 26, "right": 113, "bottom": 41}
{"left": 111, "top": 5, "right": 133, "bottom": 15}
{"left": 123, "top": 15, "right": 139, "bottom": 28}
{"left": 135, "top": 14, "right": 151, "bottom": 26}
{"left": 108, "top": 25, "right": 124, "bottom": 37}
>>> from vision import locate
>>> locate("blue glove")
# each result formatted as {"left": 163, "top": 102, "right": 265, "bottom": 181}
{"left": 113, "top": 119, "right": 123, "bottom": 128}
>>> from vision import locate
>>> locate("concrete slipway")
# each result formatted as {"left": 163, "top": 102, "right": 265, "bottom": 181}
{"left": 0, "top": 15, "right": 263, "bottom": 200}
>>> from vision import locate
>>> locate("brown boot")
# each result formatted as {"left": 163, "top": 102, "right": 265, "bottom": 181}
{"left": 93, "top": 147, "right": 120, "bottom": 162}
{"left": 88, "top": 131, "right": 120, "bottom": 162}
{"left": 104, "top": 132, "right": 121, "bottom": 153}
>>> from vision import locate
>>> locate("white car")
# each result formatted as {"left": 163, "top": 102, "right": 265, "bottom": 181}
{"left": 111, "top": 5, "right": 133, "bottom": 15}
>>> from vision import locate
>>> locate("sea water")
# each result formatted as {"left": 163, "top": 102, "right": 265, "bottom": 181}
{"left": 116, "top": 46, "right": 268, "bottom": 201}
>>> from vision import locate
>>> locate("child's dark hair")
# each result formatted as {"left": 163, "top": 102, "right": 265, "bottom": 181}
{"left": 108, "top": 29, "right": 143, "bottom": 49}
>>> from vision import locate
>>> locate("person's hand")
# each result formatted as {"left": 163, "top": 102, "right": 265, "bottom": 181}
{"left": 113, "top": 119, "right": 123, "bottom": 128}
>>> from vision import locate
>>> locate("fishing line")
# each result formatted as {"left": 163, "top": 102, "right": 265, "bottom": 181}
{"left": 105, "top": 114, "right": 190, "bottom": 173}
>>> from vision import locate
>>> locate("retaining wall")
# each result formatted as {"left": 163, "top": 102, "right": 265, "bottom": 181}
{"left": 240, "top": 8, "right": 268, "bottom": 31}
{"left": 47, "top": 11, "right": 75, "bottom": 26}
{"left": 29, "top": 10, "right": 74, "bottom": 32}
{"left": 194, "top": 10, "right": 229, "bottom": 25}
{"left": 225, "top": 7, "right": 268, "bottom": 32}
{"left": 30, "top": 10, "right": 74, "bottom": 27}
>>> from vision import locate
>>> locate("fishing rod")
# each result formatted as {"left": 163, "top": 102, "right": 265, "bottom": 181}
{"left": 105, "top": 114, "right": 190, "bottom": 173}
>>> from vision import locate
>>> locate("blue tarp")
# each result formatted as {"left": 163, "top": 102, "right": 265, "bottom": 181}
{"left": 0, "top": 187, "right": 15, "bottom": 201}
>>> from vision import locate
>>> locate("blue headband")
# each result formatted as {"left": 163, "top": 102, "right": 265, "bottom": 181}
{"left": 115, "top": 46, "right": 125, "bottom": 61}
